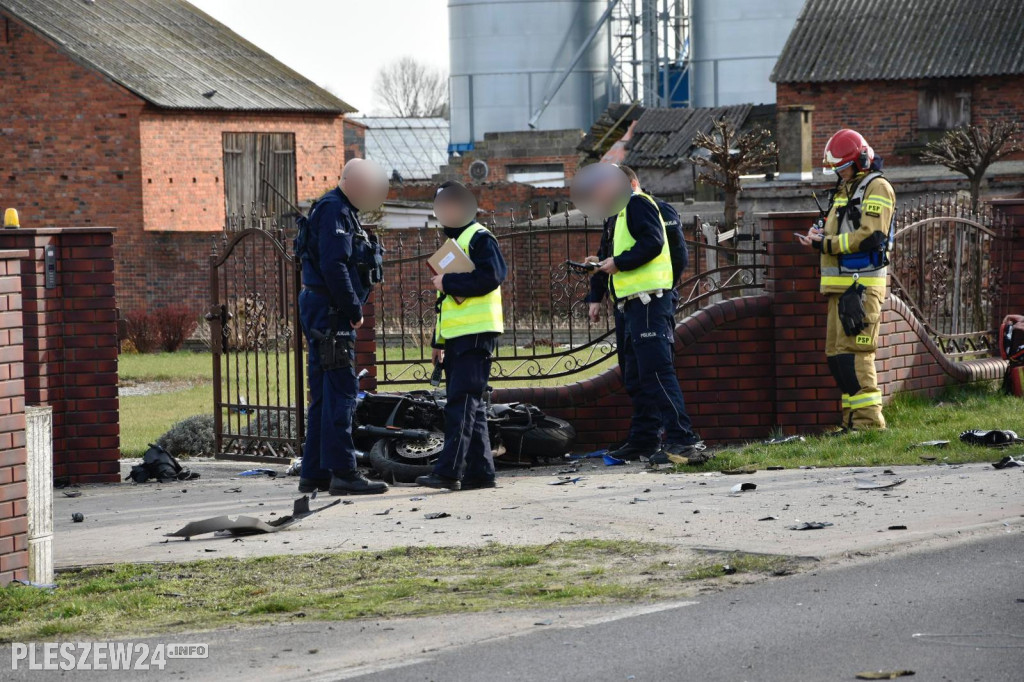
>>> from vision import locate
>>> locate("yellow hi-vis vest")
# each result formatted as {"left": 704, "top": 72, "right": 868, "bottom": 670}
{"left": 610, "top": 192, "right": 674, "bottom": 300}
{"left": 435, "top": 223, "right": 504, "bottom": 342}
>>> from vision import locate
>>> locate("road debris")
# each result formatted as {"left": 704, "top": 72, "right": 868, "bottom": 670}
{"left": 603, "top": 454, "right": 626, "bottom": 466}
{"left": 374, "top": 508, "right": 393, "bottom": 516}
{"left": 71, "top": 513, "right": 84, "bottom": 523}
{"left": 62, "top": 490, "right": 82, "bottom": 498}
{"left": 758, "top": 516, "right": 778, "bottom": 521}
{"left": 723, "top": 466, "right": 757, "bottom": 475}
{"left": 855, "top": 671, "right": 915, "bottom": 679}
{"left": 764, "top": 435, "right": 805, "bottom": 445}
{"left": 730, "top": 482, "right": 757, "bottom": 493}
{"left": 960, "top": 429, "right": 1022, "bottom": 447}
{"left": 126, "top": 444, "right": 200, "bottom": 483}
{"left": 238, "top": 468, "right": 278, "bottom": 477}
{"left": 549, "top": 476, "right": 582, "bottom": 486}
{"left": 911, "top": 440, "right": 949, "bottom": 448}
{"left": 767, "top": 466, "right": 785, "bottom": 471}
{"left": 887, "top": 525, "right": 908, "bottom": 531}
{"left": 165, "top": 496, "right": 340, "bottom": 539}
{"left": 424, "top": 512, "right": 451, "bottom": 520}
{"left": 993, "top": 455, "right": 1023, "bottom": 469}
{"left": 787, "top": 521, "right": 833, "bottom": 530}
{"left": 856, "top": 477, "right": 907, "bottom": 490}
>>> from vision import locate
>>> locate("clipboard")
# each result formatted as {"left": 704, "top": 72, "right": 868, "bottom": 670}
{"left": 427, "top": 238, "right": 475, "bottom": 304}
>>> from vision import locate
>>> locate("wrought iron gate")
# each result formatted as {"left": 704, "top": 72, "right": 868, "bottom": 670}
{"left": 208, "top": 215, "right": 304, "bottom": 462}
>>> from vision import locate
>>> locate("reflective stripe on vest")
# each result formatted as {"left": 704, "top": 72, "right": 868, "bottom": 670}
{"left": 610, "top": 192, "right": 673, "bottom": 299}
{"left": 437, "top": 223, "right": 504, "bottom": 341}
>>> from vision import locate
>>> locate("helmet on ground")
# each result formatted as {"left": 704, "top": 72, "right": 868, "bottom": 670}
{"left": 822, "top": 129, "right": 874, "bottom": 174}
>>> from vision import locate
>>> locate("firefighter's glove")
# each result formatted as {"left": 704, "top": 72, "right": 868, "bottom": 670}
{"left": 838, "top": 282, "right": 868, "bottom": 337}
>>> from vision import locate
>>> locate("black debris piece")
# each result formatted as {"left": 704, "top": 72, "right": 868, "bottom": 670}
{"left": 758, "top": 516, "right": 778, "bottom": 521}
{"left": 730, "top": 482, "right": 757, "bottom": 493}
{"left": 549, "top": 476, "right": 582, "bottom": 486}
{"left": 62, "top": 490, "right": 82, "bottom": 498}
{"left": 424, "top": 512, "right": 451, "bottom": 520}
{"left": 993, "top": 455, "right": 1023, "bottom": 469}
{"left": 374, "top": 508, "right": 393, "bottom": 516}
{"left": 787, "top": 521, "right": 833, "bottom": 530}
{"left": 71, "top": 513, "right": 84, "bottom": 523}
{"left": 960, "top": 429, "right": 1022, "bottom": 448}
{"left": 126, "top": 443, "right": 200, "bottom": 483}
{"left": 767, "top": 466, "right": 785, "bottom": 471}
{"left": 855, "top": 672, "right": 915, "bottom": 680}
{"left": 888, "top": 525, "right": 908, "bottom": 531}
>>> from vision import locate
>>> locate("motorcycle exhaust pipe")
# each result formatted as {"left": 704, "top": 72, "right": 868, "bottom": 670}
{"left": 355, "top": 425, "right": 432, "bottom": 440}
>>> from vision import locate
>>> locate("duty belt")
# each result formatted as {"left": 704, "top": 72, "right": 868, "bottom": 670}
{"left": 616, "top": 289, "right": 667, "bottom": 311}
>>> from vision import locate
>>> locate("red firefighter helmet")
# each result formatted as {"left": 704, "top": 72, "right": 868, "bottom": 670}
{"left": 822, "top": 129, "right": 874, "bottom": 174}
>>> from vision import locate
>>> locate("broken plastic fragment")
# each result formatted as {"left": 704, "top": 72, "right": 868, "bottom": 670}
{"left": 603, "top": 454, "right": 626, "bottom": 466}
{"left": 239, "top": 468, "right": 278, "bottom": 477}
{"left": 763, "top": 435, "right": 805, "bottom": 445}
{"left": 549, "top": 476, "right": 582, "bottom": 486}
{"left": 855, "top": 477, "right": 907, "bottom": 490}
{"left": 888, "top": 525, "right": 908, "bottom": 530}
{"left": 855, "top": 671, "right": 915, "bottom": 680}
{"left": 960, "top": 429, "right": 1021, "bottom": 447}
{"left": 758, "top": 516, "right": 778, "bottom": 521}
{"left": 912, "top": 440, "right": 949, "bottom": 448}
{"left": 424, "top": 512, "right": 451, "bottom": 519}
{"left": 993, "top": 455, "right": 1023, "bottom": 469}
{"left": 730, "top": 482, "right": 757, "bottom": 493}
{"left": 787, "top": 521, "right": 833, "bottom": 530}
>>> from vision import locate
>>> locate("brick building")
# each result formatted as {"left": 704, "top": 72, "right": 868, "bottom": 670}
{"left": 772, "top": 0, "right": 1024, "bottom": 167}
{"left": 0, "top": 0, "right": 355, "bottom": 315}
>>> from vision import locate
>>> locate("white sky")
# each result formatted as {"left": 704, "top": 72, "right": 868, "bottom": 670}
{"left": 188, "top": 0, "right": 450, "bottom": 114}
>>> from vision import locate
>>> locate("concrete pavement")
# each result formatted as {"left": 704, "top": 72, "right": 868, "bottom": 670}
{"left": 53, "top": 457, "right": 1023, "bottom": 566}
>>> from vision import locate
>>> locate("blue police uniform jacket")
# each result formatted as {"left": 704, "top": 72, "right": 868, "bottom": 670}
{"left": 301, "top": 187, "right": 368, "bottom": 324}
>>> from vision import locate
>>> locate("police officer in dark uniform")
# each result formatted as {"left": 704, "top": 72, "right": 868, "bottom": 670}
{"left": 583, "top": 165, "right": 706, "bottom": 465}
{"left": 416, "top": 182, "right": 508, "bottom": 491}
{"left": 297, "top": 159, "right": 389, "bottom": 495}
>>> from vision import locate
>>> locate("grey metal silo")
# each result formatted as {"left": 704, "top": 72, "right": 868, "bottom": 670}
{"left": 448, "top": 0, "right": 611, "bottom": 151}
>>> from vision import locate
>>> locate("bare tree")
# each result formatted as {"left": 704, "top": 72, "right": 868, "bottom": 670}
{"left": 922, "top": 122, "right": 1021, "bottom": 212}
{"left": 691, "top": 119, "right": 777, "bottom": 228}
{"left": 373, "top": 56, "right": 449, "bottom": 118}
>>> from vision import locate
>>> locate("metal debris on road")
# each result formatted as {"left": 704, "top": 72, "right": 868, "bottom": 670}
{"left": 165, "top": 496, "right": 340, "bottom": 539}
{"left": 856, "top": 477, "right": 907, "bottom": 490}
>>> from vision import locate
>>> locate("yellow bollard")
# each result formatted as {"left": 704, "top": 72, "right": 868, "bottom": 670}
{"left": 3, "top": 208, "right": 19, "bottom": 229}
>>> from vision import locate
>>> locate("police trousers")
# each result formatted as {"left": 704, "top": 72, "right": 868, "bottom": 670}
{"left": 433, "top": 333, "right": 497, "bottom": 482}
{"left": 825, "top": 288, "right": 886, "bottom": 430}
{"left": 299, "top": 289, "right": 358, "bottom": 477}
{"left": 615, "top": 293, "right": 698, "bottom": 446}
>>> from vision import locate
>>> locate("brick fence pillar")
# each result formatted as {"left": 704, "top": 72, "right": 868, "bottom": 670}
{"left": 0, "top": 248, "right": 29, "bottom": 586}
{"left": 356, "top": 292, "right": 378, "bottom": 393}
{"left": 0, "top": 228, "right": 120, "bottom": 484}
{"left": 759, "top": 211, "right": 842, "bottom": 434}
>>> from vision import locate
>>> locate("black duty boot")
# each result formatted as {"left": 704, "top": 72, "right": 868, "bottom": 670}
{"left": 329, "top": 470, "right": 389, "bottom": 495}
{"left": 298, "top": 477, "right": 330, "bottom": 493}
{"left": 606, "top": 442, "right": 661, "bottom": 461}
{"left": 415, "top": 473, "right": 461, "bottom": 490}
{"left": 460, "top": 477, "right": 497, "bottom": 490}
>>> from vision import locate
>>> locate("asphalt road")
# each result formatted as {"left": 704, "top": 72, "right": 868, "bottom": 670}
{"left": 357, "top": 532, "right": 1024, "bottom": 682}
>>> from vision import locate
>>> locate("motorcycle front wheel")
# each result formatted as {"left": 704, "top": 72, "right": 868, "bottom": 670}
{"left": 368, "top": 432, "right": 445, "bottom": 483}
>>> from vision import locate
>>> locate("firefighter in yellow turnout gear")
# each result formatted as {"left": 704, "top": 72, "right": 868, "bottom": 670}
{"left": 799, "top": 129, "right": 895, "bottom": 432}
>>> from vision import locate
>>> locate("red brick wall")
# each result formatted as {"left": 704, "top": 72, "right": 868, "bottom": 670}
{"left": 0, "top": 228, "right": 120, "bottom": 484}
{"left": 388, "top": 182, "right": 570, "bottom": 220}
{"left": 482, "top": 209, "right": 1018, "bottom": 447}
{"left": 0, "top": 248, "right": 28, "bottom": 586}
{"left": 138, "top": 110, "right": 344, "bottom": 231}
{"left": 776, "top": 75, "right": 1024, "bottom": 166}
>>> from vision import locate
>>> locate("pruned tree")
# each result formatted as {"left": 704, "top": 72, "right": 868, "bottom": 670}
{"left": 922, "top": 122, "right": 1022, "bottom": 212}
{"left": 373, "top": 56, "right": 449, "bottom": 118}
{"left": 691, "top": 119, "right": 777, "bottom": 228}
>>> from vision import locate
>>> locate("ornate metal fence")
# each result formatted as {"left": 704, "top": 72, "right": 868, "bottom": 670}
{"left": 208, "top": 210, "right": 304, "bottom": 462}
{"left": 374, "top": 211, "right": 767, "bottom": 386}
{"left": 890, "top": 194, "right": 1013, "bottom": 358}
